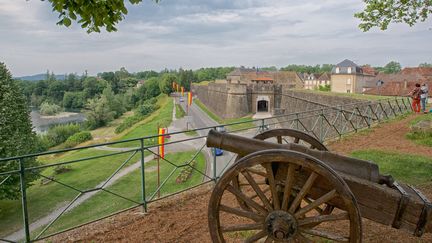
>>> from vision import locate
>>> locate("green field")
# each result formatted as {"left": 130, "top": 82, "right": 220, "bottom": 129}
{"left": 175, "top": 104, "right": 186, "bottom": 119}
{"left": 111, "top": 95, "right": 173, "bottom": 148}
{"left": 406, "top": 113, "right": 432, "bottom": 146}
{"left": 351, "top": 150, "right": 432, "bottom": 185}
{"left": 0, "top": 149, "right": 140, "bottom": 237}
{"left": 194, "top": 99, "right": 254, "bottom": 131}
{"left": 35, "top": 151, "right": 206, "bottom": 237}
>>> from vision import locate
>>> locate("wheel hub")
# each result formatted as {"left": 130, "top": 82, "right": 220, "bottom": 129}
{"left": 265, "top": 210, "right": 298, "bottom": 240}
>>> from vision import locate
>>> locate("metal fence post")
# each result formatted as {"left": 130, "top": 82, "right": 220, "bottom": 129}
{"left": 19, "top": 158, "right": 31, "bottom": 242}
{"left": 261, "top": 119, "right": 265, "bottom": 132}
{"left": 213, "top": 148, "right": 217, "bottom": 181}
{"left": 296, "top": 113, "right": 299, "bottom": 130}
{"left": 319, "top": 109, "right": 324, "bottom": 142}
{"left": 139, "top": 139, "right": 147, "bottom": 212}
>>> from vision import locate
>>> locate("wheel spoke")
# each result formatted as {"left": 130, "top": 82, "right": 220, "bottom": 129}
{"left": 277, "top": 136, "right": 282, "bottom": 144}
{"left": 298, "top": 212, "right": 349, "bottom": 227}
{"left": 294, "top": 189, "right": 337, "bottom": 218}
{"left": 245, "top": 230, "right": 268, "bottom": 243}
{"left": 301, "top": 229, "right": 349, "bottom": 242}
{"left": 303, "top": 197, "right": 323, "bottom": 214}
{"left": 246, "top": 167, "right": 267, "bottom": 177}
{"left": 219, "top": 204, "right": 263, "bottom": 222}
{"left": 264, "top": 236, "right": 273, "bottom": 243}
{"left": 264, "top": 163, "right": 280, "bottom": 210}
{"left": 281, "top": 164, "right": 296, "bottom": 211}
{"left": 226, "top": 184, "right": 268, "bottom": 215}
{"left": 242, "top": 171, "right": 273, "bottom": 211}
{"left": 251, "top": 187, "right": 270, "bottom": 200}
{"left": 221, "top": 222, "right": 263, "bottom": 232}
{"left": 289, "top": 172, "right": 318, "bottom": 213}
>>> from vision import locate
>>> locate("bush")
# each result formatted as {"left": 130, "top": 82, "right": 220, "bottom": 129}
{"left": 62, "top": 131, "right": 93, "bottom": 148}
{"left": 40, "top": 101, "right": 62, "bottom": 115}
{"left": 176, "top": 160, "right": 196, "bottom": 183}
{"left": 318, "top": 84, "right": 331, "bottom": 91}
{"left": 43, "top": 123, "right": 81, "bottom": 147}
{"left": 137, "top": 103, "right": 156, "bottom": 116}
{"left": 115, "top": 98, "right": 159, "bottom": 134}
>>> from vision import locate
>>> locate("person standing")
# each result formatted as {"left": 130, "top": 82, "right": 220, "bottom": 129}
{"left": 409, "top": 83, "right": 422, "bottom": 113}
{"left": 420, "top": 83, "right": 429, "bottom": 113}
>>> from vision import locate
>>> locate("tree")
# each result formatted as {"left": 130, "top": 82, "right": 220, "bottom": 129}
{"left": 84, "top": 96, "right": 114, "bottom": 129}
{"left": 0, "top": 62, "right": 40, "bottom": 200}
{"left": 160, "top": 74, "right": 176, "bottom": 94}
{"left": 419, "top": 63, "right": 432, "bottom": 67}
{"left": 102, "top": 85, "right": 126, "bottom": 118}
{"left": 383, "top": 61, "right": 402, "bottom": 74}
{"left": 45, "top": 0, "right": 159, "bottom": 33}
{"left": 355, "top": 0, "right": 432, "bottom": 31}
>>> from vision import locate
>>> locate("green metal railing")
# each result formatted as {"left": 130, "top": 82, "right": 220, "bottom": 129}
{"left": 0, "top": 97, "right": 412, "bottom": 242}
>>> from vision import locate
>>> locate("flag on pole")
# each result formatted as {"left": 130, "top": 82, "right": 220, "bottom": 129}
{"left": 158, "top": 128, "right": 165, "bottom": 159}
{"left": 181, "top": 86, "right": 184, "bottom": 96}
{"left": 188, "top": 91, "right": 193, "bottom": 106}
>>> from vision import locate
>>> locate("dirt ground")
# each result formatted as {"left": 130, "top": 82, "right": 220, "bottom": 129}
{"left": 48, "top": 114, "right": 432, "bottom": 243}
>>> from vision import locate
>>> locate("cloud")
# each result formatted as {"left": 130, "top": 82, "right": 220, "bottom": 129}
{"left": 0, "top": 0, "right": 431, "bottom": 76}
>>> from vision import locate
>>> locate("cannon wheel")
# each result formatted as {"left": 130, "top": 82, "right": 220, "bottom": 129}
{"left": 233, "top": 129, "right": 332, "bottom": 213}
{"left": 253, "top": 128, "right": 328, "bottom": 151}
{"left": 209, "top": 149, "right": 362, "bottom": 242}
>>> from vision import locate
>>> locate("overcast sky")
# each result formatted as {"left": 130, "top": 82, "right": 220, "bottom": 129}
{"left": 0, "top": 0, "right": 431, "bottom": 76}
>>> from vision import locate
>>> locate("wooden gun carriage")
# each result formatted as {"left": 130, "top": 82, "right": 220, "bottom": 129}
{"left": 206, "top": 129, "right": 432, "bottom": 242}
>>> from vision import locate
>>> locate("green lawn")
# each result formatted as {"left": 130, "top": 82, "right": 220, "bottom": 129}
{"left": 111, "top": 95, "right": 173, "bottom": 148}
{"left": 194, "top": 99, "right": 254, "bottom": 131}
{"left": 406, "top": 113, "right": 432, "bottom": 146}
{"left": 35, "top": 151, "right": 206, "bottom": 237}
{"left": 351, "top": 150, "right": 432, "bottom": 185}
{"left": 175, "top": 104, "right": 186, "bottom": 119}
{"left": 0, "top": 149, "right": 140, "bottom": 237}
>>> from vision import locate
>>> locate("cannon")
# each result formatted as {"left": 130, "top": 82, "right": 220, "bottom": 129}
{"left": 206, "top": 128, "right": 432, "bottom": 242}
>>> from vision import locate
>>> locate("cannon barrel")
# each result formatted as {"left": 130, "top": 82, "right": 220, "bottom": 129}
{"left": 207, "top": 129, "right": 391, "bottom": 184}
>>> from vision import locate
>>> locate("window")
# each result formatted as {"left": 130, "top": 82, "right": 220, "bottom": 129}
{"left": 335, "top": 67, "right": 340, "bottom": 74}
{"left": 347, "top": 67, "right": 352, "bottom": 74}
{"left": 347, "top": 78, "right": 351, "bottom": 85}
{"left": 347, "top": 90, "right": 351, "bottom": 93}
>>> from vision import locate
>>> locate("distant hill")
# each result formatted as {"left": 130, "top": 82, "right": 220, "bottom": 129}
{"left": 15, "top": 74, "right": 67, "bottom": 81}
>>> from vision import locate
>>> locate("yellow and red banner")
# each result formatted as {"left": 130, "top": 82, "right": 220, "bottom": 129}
{"left": 158, "top": 128, "right": 165, "bottom": 159}
{"left": 188, "top": 91, "right": 193, "bottom": 106}
{"left": 172, "top": 82, "right": 176, "bottom": 90}
{"left": 181, "top": 86, "right": 184, "bottom": 96}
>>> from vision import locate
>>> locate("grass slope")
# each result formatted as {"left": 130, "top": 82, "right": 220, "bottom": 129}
{"left": 36, "top": 151, "right": 206, "bottom": 236}
{"left": 406, "top": 113, "right": 432, "bottom": 146}
{"left": 0, "top": 149, "right": 139, "bottom": 237}
{"left": 351, "top": 150, "right": 432, "bottom": 185}
{"left": 111, "top": 95, "right": 173, "bottom": 148}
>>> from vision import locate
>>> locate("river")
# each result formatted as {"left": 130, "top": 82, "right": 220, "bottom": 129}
{"left": 30, "top": 110, "right": 86, "bottom": 134}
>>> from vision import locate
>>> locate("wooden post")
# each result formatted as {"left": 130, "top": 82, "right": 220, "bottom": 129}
{"left": 157, "top": 124, "right": 160, "bottom": 198}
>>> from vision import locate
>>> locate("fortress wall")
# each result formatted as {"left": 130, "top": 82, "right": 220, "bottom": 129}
{"left": 192, "top": 83, "right": 250, "bottom": 119}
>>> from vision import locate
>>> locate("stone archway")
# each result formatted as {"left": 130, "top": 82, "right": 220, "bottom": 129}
{"left": 257, "top": 100, "right": 269, "bottom": 112}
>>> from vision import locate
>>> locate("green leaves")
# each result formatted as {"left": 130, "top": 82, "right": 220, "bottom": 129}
{"left": 46, "top": 0, "right": 160, "bottom": 33}
{"left": 355, "top": 0, "right": 432, "bottom": 31}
